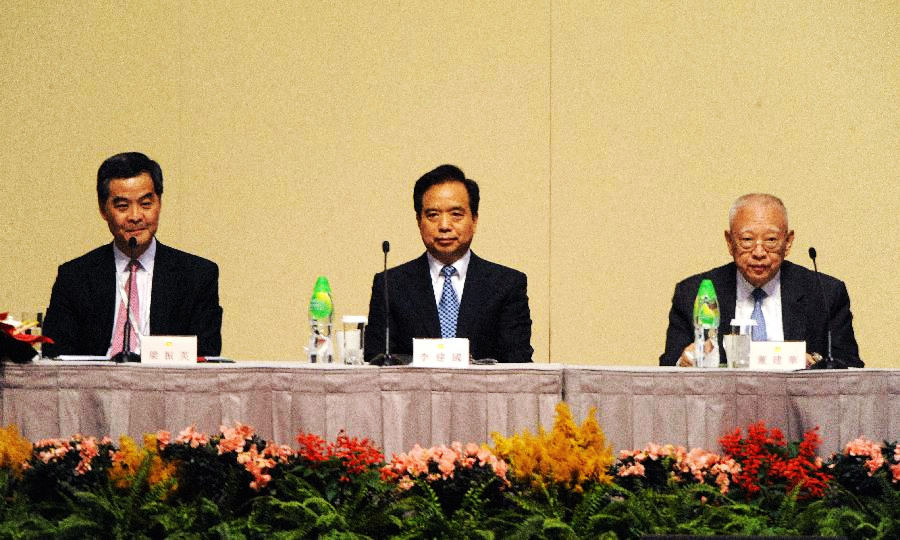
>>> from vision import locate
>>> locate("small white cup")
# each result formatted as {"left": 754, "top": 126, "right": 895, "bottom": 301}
{"left": 340, "top": 315, "right": 367, "bottom": 365}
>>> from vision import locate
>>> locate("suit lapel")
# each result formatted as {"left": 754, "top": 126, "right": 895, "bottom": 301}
{"left": 149, "top": 242, "right": 174, "bottom": 335}
{"left": 409, "top": 254, "right": 441, "bottom": 337}
{"left": 779, "top": 262, "right": 807, "bottom": 340}
{"left": 713, "top": 263, "right": 738, "bottom": 332}
{"left": 455, "top": 252, "right": 485, "bottom": 337}
{"left": 94, "top": 244, "right": 118, "bottom": 345}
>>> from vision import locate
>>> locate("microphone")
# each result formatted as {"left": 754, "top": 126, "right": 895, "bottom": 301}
{"left": 807, "top": 246, "right": 846, "bottom": 369}
{"left": 111, "top": 237, "right": 141, "bottom": 363}
{"left": 369, "top": 241, "right": 407, "bottom": 366}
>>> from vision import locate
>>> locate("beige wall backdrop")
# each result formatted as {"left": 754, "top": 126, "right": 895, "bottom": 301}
{"left": 2, "top": 2, "right": 897, "bottom": 367}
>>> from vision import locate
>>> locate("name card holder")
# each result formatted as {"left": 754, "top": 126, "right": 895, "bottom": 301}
{"left": 748, "top": 341, "right": 805, "bottom": 371}
{"left": 412, "top": 338, "right": 469, "bottom": 368}
{"left": 141, "top": 335, "right": 198, "bottom": 365}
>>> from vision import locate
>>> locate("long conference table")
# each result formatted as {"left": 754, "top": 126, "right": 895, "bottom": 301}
{"left": 1, "top": 361, "right": 897, "bottom": 456}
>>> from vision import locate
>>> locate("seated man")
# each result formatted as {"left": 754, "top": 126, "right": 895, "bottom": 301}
{"left": 364, "top": 164, "right": 533, "bottom": 363}
{"left": 660, "top": 193, "right": 861, "bottom": 368}
{"left": 43, "top": 152, "right": 222, "bottom": 358}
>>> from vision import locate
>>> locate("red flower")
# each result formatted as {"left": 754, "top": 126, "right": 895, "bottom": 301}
{"left": 719, "top": 422, "right": 831, "bottom": 500}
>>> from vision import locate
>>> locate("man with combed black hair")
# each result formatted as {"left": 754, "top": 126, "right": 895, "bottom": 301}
{"left": 43, "top": 152, "right": 223, "bottom": 358}
{"left": 364, "top": 164, "right": 533, "bottom": 363}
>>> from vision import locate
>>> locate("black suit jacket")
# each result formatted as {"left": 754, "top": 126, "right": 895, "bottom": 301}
{"left": 364, "top": 252, "right": 533, "bottom": 363}
{"left": 659, "top": 260, "right": 861, "bottom": 367}
{"left": 42, "top": 242, "right": 223, "bottom": 357}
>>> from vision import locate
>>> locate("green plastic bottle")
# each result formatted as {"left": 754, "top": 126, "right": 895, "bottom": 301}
{"left": 692, "top": 279, "right": 721, "bottom": 367}
{"left": 308, "top": 276, "right": 334, "bottom": 363}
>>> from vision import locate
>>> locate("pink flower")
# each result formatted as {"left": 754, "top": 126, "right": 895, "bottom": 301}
{"left": 890, "top": 463, "right": 900, "bottom": 483}
{"left": 218, "top": 422, "right": 256, "bottom": 455}
{"left": 714, "top": 471, "right": 730, "bottom": 494}
{"left": 437, "top": 455, "right": 456, "bottom": 478}
{"left": 74, "top": 436, "right": 100, "bottom": 475}
{"left": 845, "top": 438, "right": 881, "bottom": 458}
{"left": 262, "top": 443, "right": 294, "bottom": 464}
{"left": 845, "top": 438, "right": 884, "bottom": 476}
{"left": 176, "top": 426, "right": 209, "bottom": 448}
{"left": 156, "top": 430, "right": 171, "bottom": 449}
{"left": 645, "top": 442, "right": 665, "bottom": 460}
{"left": 617, "top": 462, "right": 646, "bottom": 477}
{"left": 220, "top": 422, "right": 254, "bottom": 441}
{"left": 464, "top": 442, "right": 481, "bottom": 457}
{"left": 237, "top": 444, "right": 277, "bottom": 491}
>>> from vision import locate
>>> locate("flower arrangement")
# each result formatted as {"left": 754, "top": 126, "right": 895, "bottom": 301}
{"left": 0, "top": 415, "right": 898, "bottom": 538}
{"left": 0, "top": 312, "right": 54, "bottom": 363}
{"left": 381, "top": 442, "right": 509, "bottom": 514}
{"left": 0, "top": 424, "right": 32, "bottom": 477}
{"left": 718, "top": 421, "right": 830, "bottom": 500}
{"left": 492, "top": 402, "right": 614, "bottom": 493}
{"left": 381, "top": 442, "right": 508, "bottom": 489}
{"left": 296, "top": 430, "right": 384, "bottom": 481}
{"left": 827, "top": 437, "right": 900, "bottom": 497}
{"left": 20, "top": 432, "right": 117, "bottom": 504}
{"left": 108, "top": 433, "right": 176, "bottom": 490}
{"left": 615, "top": 443, "right": 740, "bottom": 495}
{"left": 0, "top": 313, "right": 53, "bottom": 346}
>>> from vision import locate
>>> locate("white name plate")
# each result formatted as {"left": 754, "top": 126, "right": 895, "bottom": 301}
{"left": 748, "top": 341, "right": 805, "bottom": 370}
{"left": 141, "top": 335, "right": 197, "bottom": 365}
{"left": 412, "top": 338, "right": 469, "bottom": 368}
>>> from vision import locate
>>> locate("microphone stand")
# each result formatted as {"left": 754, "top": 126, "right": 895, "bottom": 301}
{"left": 370, "top": 241, "right": 406, "bottom": 366}
{"left": 112, "top": 237, "right": 141, "bottom": 363}
{"left": 807, "top": 247, "right": 847, "bottom": 369}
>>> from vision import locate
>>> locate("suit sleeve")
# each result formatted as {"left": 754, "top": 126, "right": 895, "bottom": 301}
{"left": 41, "top": 266, "right": 80, "bottom": 358}
{"left": 825, "top": 279, "right": 863, "bottom": 368}
{"left": 364, "top": 272, "right": 386, "bottom": 362}
{"left": 190, "top": 261, "right": 223, "bottom": 357}
{"left": 660, "top": 281, "right": 693, "bottom": 366}
{"left": 496, "top": 271, "right": 533, "bottom": 363}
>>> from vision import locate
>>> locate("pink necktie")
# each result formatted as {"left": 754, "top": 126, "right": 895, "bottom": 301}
{"left": 111, "top": 261, "right": 141, "bottom": 354}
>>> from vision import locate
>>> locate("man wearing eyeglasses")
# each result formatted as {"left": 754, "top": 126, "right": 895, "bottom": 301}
{"left": 659, "top": 193, "right": 862, "bottom": 367}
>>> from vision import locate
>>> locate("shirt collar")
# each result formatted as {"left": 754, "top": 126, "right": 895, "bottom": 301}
{"left": 113, "top": 237, "right": 157, "bottom": 273}
{"left": 736, "top": 268, "right": 780, "bottom": 299}
{"left": 427, "top": 250, "right": 471, "bottom": 281}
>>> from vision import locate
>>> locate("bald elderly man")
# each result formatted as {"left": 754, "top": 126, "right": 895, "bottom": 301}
{"left": 660, "top": 193, "right": 862, "bottom": 368}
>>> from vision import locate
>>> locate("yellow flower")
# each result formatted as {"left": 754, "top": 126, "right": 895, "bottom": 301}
{"left": 492, "top": 402, "right": 614, "bottom": 493}
{"left": 143, "top": 434, "right": 177, "bottom": 492}
{"left": 0, "top": 424, "right": 33, "bottom": 477}
{"left": 107, "top": 434, "right": 176, "bottom": 495}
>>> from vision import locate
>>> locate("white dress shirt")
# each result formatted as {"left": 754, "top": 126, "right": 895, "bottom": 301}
{"left": 107, "top": 238, "right": 156, "bottom": 354}
{"left": 734, "top": 269, "right": 784, "bottom": 341}
{"left": 427, "top": 250, "right": 471, "bottom": 306}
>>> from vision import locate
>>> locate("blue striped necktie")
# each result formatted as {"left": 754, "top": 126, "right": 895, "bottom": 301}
{"left": 438, "top": 265, "right": 459, "bottom": 338}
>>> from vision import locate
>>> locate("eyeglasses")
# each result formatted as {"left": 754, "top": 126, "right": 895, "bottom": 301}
{"left": 733, "top": 235, "right": 785, "bottom": 252}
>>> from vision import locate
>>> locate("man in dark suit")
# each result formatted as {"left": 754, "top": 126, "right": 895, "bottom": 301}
{"left": 660, "top": 193, "right": 861, "bottom": 368}
{"left": 43, "top": 152, "right": 222, "bottom": 358}
{"left": 364, "top": 164, "right": 533, "bottom": 363}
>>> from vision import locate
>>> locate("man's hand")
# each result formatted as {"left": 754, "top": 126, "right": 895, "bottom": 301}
{"left": 805, "top": 353, "right": 820, "bottom": 368}
{"left": 677, "top": 339, "right": 715, "bottom": 367}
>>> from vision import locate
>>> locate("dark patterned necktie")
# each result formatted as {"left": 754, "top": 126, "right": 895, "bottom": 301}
{"left": 751, "top": 287, "right": 768, "bottom": 341}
